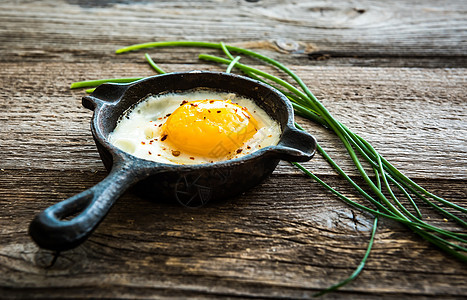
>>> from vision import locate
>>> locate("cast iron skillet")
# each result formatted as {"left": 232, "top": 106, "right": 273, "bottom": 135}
{"left": 29, "top": 71, "right": 317, "bottom": 251}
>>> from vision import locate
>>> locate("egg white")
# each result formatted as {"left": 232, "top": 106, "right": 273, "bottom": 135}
{"left": 108, "top": 90, "right": 281, "bottom": 165}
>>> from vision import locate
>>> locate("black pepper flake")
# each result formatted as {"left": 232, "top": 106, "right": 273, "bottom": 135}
{"left": 236, "top": 149, "right": 243, "bottom": 154}
{"left": 161, "top": 134, "right": 168, "bottom": 141}
{"left": 217, "top": 110, "right": 221, "bottom": 113}
{"left": 148, "top": 151, "right": 152, "bottom": 155}
{"left": 208, "top": 109, "right": 211, "bottom": 113}
{"left": 189, "top": 157, "right": 195, "bottom": 160}
{"left": 247, "top": 146, "right": 251, "bottom": 149}
{"left": 172, "top": 150, "right": 181, "bottom": 157}
{"left": 166, "top": 113, "right": 171, "bottom": 117}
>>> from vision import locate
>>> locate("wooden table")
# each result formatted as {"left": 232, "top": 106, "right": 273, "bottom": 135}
{"left": 1, "top": 1, "right": 466, "bottom": 298}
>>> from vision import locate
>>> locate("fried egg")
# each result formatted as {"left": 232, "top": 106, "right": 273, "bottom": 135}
{"left": 109, "top": 90, "right": 281, "bottom": 165}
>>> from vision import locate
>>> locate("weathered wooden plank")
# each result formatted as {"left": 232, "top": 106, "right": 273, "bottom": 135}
{"left": 1, "top": 1, "right": 466, "bottom": 298}
{"left": 0, "top": 0, "right": 466, "bottom": 68}
{"left": 0, "top": 170, "right": 465, "bottom": 298}
{"left": 1, "top": 62, "right": 466, "bottom": 179}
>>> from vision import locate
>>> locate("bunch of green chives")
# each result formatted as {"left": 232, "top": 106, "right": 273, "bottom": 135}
{"left": 71, "top": 41, "right": 466, "bottom": 296}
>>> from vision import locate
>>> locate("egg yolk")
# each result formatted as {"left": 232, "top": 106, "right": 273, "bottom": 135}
{"left": 161, "top": 99, "right": 259, "bottom": 158}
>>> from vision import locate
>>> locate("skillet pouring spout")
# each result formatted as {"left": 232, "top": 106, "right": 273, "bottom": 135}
{"left": 273, "top": 126, "right": 317, "bottom": 162}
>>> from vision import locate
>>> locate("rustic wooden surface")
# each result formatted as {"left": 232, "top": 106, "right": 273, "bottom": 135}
{"left": 1, "top": 0, "right": 466, "bottom": 299}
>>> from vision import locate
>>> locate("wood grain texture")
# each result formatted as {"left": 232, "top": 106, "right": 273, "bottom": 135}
{"left": 0, "top": 0, "right": 466, "bottom": 299}
{"left": 0, "top": 0, "right": 466, "bottom": 67}
{"left": 1, "top": 62, "right": 466, "bottom": 179}
{"left": 0, "top": 170, "right": 466, "bottom": 299}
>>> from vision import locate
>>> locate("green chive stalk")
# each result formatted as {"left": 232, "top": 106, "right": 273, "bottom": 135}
{"left": 70, "top": 77, "right": 143, "bottom": 89}
{"left": 145, "top": 53, "right": 166, "bottom": 74}
{"left": 313, "top": 215, "right": 378, "bottom": 297}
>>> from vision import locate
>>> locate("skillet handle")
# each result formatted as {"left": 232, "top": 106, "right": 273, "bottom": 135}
{"left": 29, "top": 163, "right": 139, "bottom": 251}
{"left": 273, "top": 126, "right": 317, "bottom": 162}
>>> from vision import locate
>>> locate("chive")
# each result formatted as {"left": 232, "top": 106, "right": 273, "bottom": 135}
{"left": 291, "top": 160, "right": 464, "bottom": 242}
{"left": 313, "top": 216, "right": 378, "bottom": 297}
{"left": 294, "top": 157, "right": 467, "bottom": 249}
{"left": 345, "top": 125, "right": 467, "bottom": 227}
{"left": 144, "top": 53, "right": 166, "bottom": 74}
{"left": 225, "top": 56, "right": 241, "bottom": 73}
{"left": 70, "top": 77, "right": 143, "bottom": 89}
{"left": 220, "top": 41, "right": 234, "bottom": 60}
{"left": 219, "top": 42, "right": 243, "bottom": 75}
{"left": 116, "top": 41, "right": 225, "bottom": 54}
